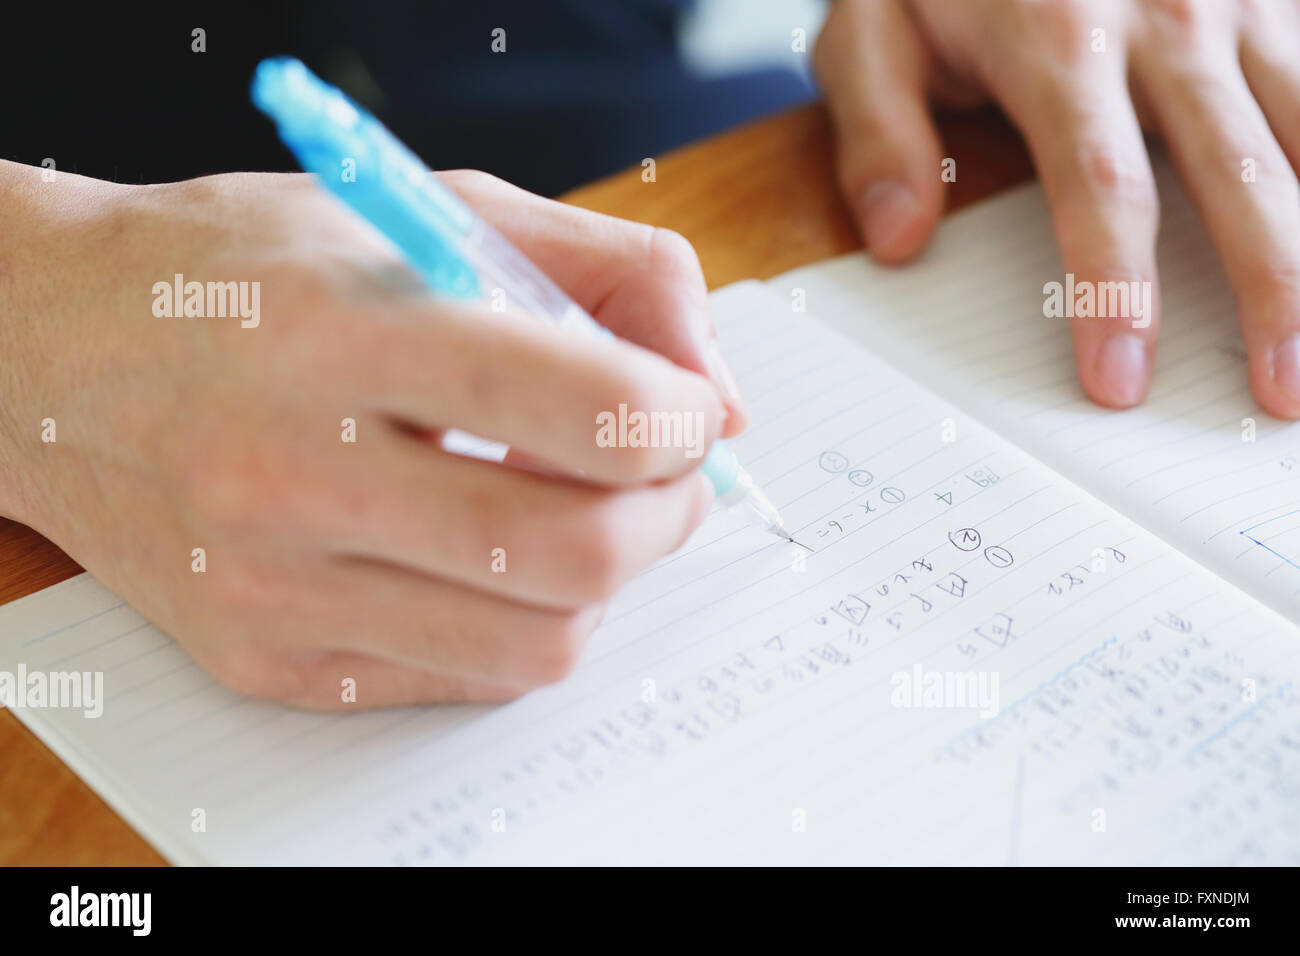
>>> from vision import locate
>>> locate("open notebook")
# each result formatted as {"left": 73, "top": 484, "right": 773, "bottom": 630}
{"left": 3, "top": 159, "right": 1299, "bottom": 865}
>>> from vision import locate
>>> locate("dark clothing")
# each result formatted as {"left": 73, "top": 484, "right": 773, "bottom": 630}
{"left": 5, "top": 1, "right": 812, "bottom": 195}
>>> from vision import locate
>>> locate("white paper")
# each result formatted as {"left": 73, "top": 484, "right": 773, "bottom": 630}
{"left": 5, "top": 176, "right": 1300, "bottom": 864}
{"left": 767, "top": 154, "right": 1300, "bottom": 626}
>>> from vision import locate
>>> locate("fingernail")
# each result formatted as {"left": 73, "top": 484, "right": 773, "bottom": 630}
{"left": 858, "top": 180, "right": 919, "bottom": 254}
{"left": 704, "top": 338, "right": 747, "bottom": 415}
{"left": 1094, "top": 333, "right": 1149, "bottom": 407}
{"left": 1271, "top": 336, "right": 1300, "bottom": 403}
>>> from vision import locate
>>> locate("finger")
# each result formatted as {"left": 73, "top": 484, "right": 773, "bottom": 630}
{"left": 1134, "top": 29, "right": 1300, "bottom": 418}
{"left": 814, "top": 0, "right": 946, "bottom": 263}
{"left": 190, "top": 638, "right": 521, "bottom": 709}
{"left": 267, "top": 651, "right": 520, "bottom": 711}
{"left": 312, "top": 558, "right": 610, "bottom": 691}
{"left": 348, "top": 299, "right": 726, "bottom": 483}
{"left": 180, "top": 603, "right": 525, "bottom": 707}
{"left": 438, "top": 170, "right": 748, "bottom": 433}
{"left": 1240, "top": 4, "right": 1300, "bottom": 171}
{"left": 990, "top": 35, "right": 1161, "bottom": 408}
{"left": 316, "top": 427, "right": 714, "bottom": 608}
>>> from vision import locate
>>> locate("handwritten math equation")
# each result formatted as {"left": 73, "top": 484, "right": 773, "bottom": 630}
{"left": 375, "top": 465, "right": 1049, "bottom": 863}
{"left": 941, "top": 596, "right": 1300, "bottom": 864}
{"left": 372, "top": 456, "right": 1144, "bottom": 865}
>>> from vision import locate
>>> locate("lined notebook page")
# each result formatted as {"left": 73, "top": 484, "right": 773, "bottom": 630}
{"left": 3, "top": 281, "right": 1299, "bottom": 864}
{"left": 767, "top": 155, "right": 1300, "bottom": 625}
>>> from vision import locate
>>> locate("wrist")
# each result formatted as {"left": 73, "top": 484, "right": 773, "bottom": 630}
{"left": 0, "top": 160, "right": 130, "bottom": 526}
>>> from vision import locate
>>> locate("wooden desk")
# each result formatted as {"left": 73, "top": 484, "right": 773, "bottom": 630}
{"left": 0, "top": 103, "right": 1032, "bottom": 865}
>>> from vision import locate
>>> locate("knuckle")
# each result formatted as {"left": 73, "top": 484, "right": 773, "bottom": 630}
{"left": 436, "top": 168, "right": 509, "bottom": 200}
{"left": 1075, "top": 143, "right": 1159, "bottom": 212}
{"left": 275, "top": 653, "right": 345, "bottom": 709}
{"left": 1237, "top": 0, "right": 1265, "bottom": 28}
{"left": 1045, "top": 0, "right": 1094, "bottom": 35}
{"left": 521, "top": 644, "right": 579, "bottom": 687}
{"left": 1004, "top": 0, "right": 1095, "bottom": 64}
{"left": 597, "top": 373, "right": 659, "bottom": 422}
{"left": 572, "top": 504, "right": 636, "bottom": 599}
{"left": 615, "top": 433, "right": 672, "bottom": 484}
{"left": 444, "top": 168, "right": 503, "bottom": 189}
{"left": 164, "top": 172, "right": 238, "bottom": 209}
{"left": 1143, "top": 0, "right": 1204, "bottom": 33}
{"left": 203, "top": 647, "right": 292, "bottom": 701}
{"left": 645, "top": 226, "right": 703, "bottom": 280}
{"left": 521, "top": 608, "right": 601, "bottom": 686}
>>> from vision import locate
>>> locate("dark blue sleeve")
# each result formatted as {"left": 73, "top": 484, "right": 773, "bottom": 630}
{"left": 3, "top": 0, "right": 814, "bottom": 194}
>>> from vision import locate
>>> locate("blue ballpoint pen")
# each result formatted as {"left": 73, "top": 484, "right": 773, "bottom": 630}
{"left": 251, "top": 57, "right": 795, "bottom": 543}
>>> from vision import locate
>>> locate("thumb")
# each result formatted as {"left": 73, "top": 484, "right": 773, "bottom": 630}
{"left": 815, "top": 0, "right": 945, "bottom": 263}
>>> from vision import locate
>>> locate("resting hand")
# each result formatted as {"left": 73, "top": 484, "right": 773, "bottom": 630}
{"left": 817, "top": 0, "right": 1300, "bottom": 417}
